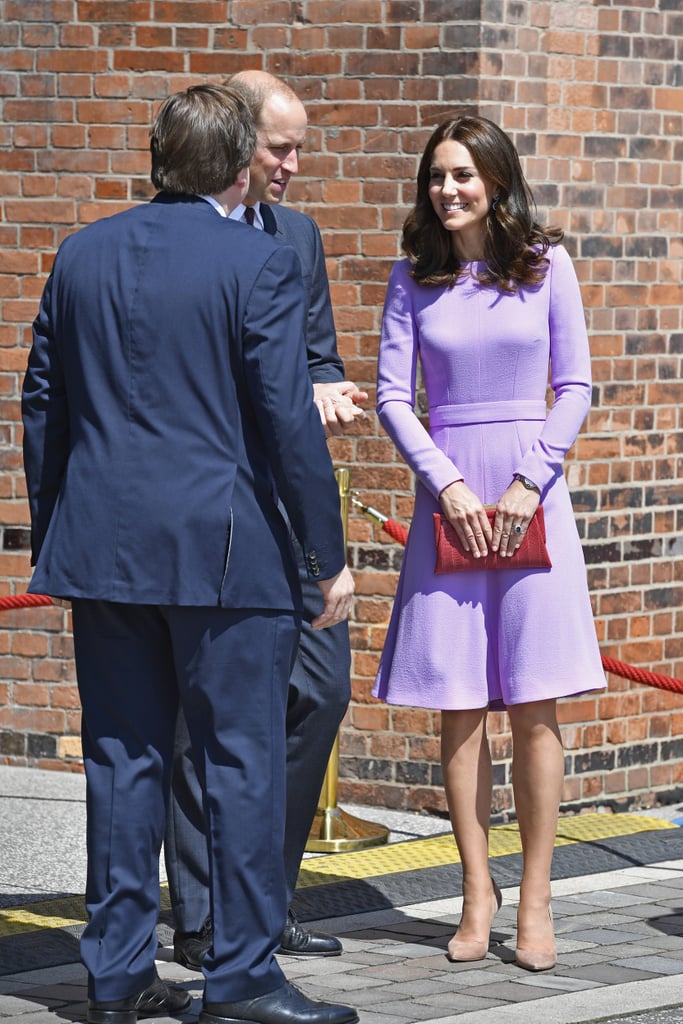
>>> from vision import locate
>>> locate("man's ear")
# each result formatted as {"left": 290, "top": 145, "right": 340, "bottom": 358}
{"left": 234, "top": 165, "right": 250, "bottom": 195}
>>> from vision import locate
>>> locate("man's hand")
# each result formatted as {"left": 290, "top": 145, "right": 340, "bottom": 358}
{"left": 312, "top": 564, "right": 355, "bottom": 629}
{"left": 313, "top": 381, "right": 368, "bottom": 437}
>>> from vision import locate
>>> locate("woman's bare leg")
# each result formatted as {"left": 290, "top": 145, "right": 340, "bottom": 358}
{"left": 441, "top": 708, "right": 500, "bottom": 959}
{"left": 508, "top": 698, "right": 563, "bottom": 967}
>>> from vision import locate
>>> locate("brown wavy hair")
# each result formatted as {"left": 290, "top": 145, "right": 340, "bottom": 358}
{"left": 403, "top": 115, "right": 563, "bottom": 292}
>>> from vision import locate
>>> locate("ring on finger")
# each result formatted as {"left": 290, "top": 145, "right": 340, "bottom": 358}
{"left": 514, "top": 523, "right": 522, "bottom": 534}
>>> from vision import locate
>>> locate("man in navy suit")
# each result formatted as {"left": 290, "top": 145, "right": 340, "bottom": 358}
{"left": 22, "top": 84, "right": 357, "bottom": 1024}
{"left": 166, "top": 72, "right": 367, "bottom": 970}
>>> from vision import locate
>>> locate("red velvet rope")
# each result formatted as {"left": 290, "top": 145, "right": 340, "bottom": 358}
{"left": 2, "top": 514, "right": 682, "bottom": 696}
{"left": 0, "top": 593, "right": 54, "bottom": 611}
{"left": 599, "top": 655, "right": 683, "bottom": 695}
{"left": 382, "top": 518, "right": 410, "bottom": 546}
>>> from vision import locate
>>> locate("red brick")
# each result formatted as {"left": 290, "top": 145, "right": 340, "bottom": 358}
{"left": 135, "top": 25, "right": 173, "bottom": 47}
{"left": 5, "top": 199, "right": 76, "bottom": 224}
{"left": 75, "top": 99, "right": 151, "bottom": 124}
{"left": 6, "top": 1, "right": 74, "bottom": 21}
{"left": 60, "top": 24, "right": 96, "bottom": 47}
{"left": 5, "top": 99, "right": 75, "bottom": 123}
{"left": 176, "top": 27, "right": 211, "bottom": 49}
{"left": 32, "top": 658, "right": 74, "bottom": 682}
{"left": 113, "top": 50, "right": 185, "bottom": 73}
{"left": 98, "top": 25, "right": 134, "bottom": 46}
{"left": 78, "top": 2, "right": 152, "bottom": 21}
{"left": 13, "top": 681, "right": 50, "bottom": 705}
{"left": 0, "top": 706, "right": 65, "bottom": 731}
{"left": 581, "top": 776, "right": 604, "bottom": 799}
{"left": 392, "top": 707, "right": 435, "bottom": 735}
{"left": 324, "top": 78, "right": 362, "bottom": 101}
{"left": 370, "top": 734, "right": 407, "bottom": 759}
{"left": 51, "top": 684, "right": 81, "bottom": 709}
{"left": 409, "top": 736, "right": 441, "bottom": 762}
{"left": 603, "top": 770, "right": 627, "bottom": 795}
{"left": 350, "top": 705, "right": 389, "bottom": 731}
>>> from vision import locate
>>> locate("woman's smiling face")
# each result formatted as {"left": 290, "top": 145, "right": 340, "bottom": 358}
{"left": 428, "top": 139, "right": 496, "bottom": 260}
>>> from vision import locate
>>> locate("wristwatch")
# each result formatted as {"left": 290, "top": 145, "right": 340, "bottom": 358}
{"left": 513, "top": 473, "right": 540, "bottom": 493}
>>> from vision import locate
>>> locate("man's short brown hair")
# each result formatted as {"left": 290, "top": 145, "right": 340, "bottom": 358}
{"left": 150, "top": 84, "right": 256, "bottom": 195}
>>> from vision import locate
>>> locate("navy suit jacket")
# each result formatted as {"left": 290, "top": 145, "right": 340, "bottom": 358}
{"left": 22, "top": 192, "right": 346, "bottom": 610}
{"left": 260, "top": 204, "right": 344, "bottom": 385}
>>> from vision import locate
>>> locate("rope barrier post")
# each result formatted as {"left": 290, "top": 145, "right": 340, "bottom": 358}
{"left": 305, "top": 468, "right": 389, "bottom": 852}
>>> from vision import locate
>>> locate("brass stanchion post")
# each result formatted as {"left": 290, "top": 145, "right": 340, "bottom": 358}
{"left": 306, "top": 467, "right": 389, "bottom": 852}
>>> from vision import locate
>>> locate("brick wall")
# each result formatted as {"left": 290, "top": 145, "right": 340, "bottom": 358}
{"left": 1, "top": 1, "right": 683, "bottom": 816}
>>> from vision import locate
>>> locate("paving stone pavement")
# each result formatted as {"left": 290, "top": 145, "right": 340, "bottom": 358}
{"left": 3, "top": 766, "right": 683, "bottom": 1023}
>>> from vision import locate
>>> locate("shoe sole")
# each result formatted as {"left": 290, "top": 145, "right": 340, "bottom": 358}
{"left": 277, "top": 946, "right": 343, "bottom": 957}
{"left": 200, "top": 1014, "right": 358, "bottom": 1024}
{"left": 88, "top": 1002, "right": 192, "bottom": 1024}
{"left": 87, "top": 1012, "right": 138, "bottom": 1024}
{"left": 199, "top": 1015, "right": 242, "bottom": 1024}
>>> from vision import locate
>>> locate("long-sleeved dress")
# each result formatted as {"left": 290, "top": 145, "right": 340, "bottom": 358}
{"left": 372, "top": 247, "right": 606, "bottom": 711}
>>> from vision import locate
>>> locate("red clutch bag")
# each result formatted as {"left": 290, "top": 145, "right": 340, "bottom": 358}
{"left": 433, "top": 506, "right": 552, "bottom": 574}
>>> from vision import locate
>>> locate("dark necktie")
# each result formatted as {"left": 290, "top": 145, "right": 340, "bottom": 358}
{"left": 244, "top": 207, "right": 255, "bottom": 226}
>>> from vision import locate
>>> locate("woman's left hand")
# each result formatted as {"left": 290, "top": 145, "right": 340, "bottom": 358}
{"left": 491, "top": 480, "right": 541, "bottom": 557}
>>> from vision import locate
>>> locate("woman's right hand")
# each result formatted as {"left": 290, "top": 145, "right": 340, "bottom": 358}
{"left": 439, "top": 481, "right": 493, "bottom": 557}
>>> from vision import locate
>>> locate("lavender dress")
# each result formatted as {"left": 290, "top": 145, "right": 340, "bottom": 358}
{"left": 372, "top": 247, "right": 605, "bottom": 710}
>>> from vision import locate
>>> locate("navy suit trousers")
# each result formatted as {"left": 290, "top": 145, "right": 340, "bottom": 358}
{"left": 72, "top": 599, "right": 299, "bottom": 1004}
{"left": 164, "top": 554, "right": 351, "bottom": 933}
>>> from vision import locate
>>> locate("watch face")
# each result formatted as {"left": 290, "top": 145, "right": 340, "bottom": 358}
{"left": 516, "top": 475, "right": 537, "bottom": 490}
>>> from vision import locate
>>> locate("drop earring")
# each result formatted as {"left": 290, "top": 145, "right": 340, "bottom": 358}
{"left": 491, "top": 194, "right": 500, "bottom": 211}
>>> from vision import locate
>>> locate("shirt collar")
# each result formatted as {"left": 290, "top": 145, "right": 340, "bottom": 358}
{"left": 230, "top": 202, "right": 263, "bottom": 229}
{"left": 198, "top": 195, "right": 228, "bottom": 217}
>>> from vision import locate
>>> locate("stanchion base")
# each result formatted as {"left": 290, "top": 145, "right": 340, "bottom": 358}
{"left": 306, "top": 807, "right": 390, "bottom": 853}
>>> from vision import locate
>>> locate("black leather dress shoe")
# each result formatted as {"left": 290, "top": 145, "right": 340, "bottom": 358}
{"left": 174, "top": 916, "right": 212, "bottom": 971}
{"left": 278, "top": 911, "right": 342, "bottom": 957}
{"left": 200, "top": 981, "right": 357, "bottom": 1024}
{"left": 87, "top": 974, "right": 192, "bottom": 1023}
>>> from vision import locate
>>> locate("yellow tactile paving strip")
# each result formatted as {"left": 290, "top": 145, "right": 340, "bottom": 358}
{"left": 0, "top": 888, "right": 173, "bottom": 939}
{"left": 0, "top": 895, "right": 85, "bottom": 938}
{"left": 0, "top": 814, "right": 677, "bottom": 938}
{"left": 296, "top": 812, "right": 678, "bottom": 887}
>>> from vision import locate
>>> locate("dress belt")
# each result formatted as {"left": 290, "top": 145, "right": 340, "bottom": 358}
{"left": 429, "top": 400, "right": 547, "bottom": 428}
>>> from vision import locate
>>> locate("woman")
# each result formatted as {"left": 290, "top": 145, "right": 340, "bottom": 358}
{"left": 372, "top": 115, "right": 605, "bottom": 972}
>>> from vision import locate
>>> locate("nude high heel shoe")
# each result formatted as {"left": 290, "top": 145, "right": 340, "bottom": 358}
{"left": 447, "top": 879, "right": 502, "bottom": 963}
{"left": 515, "top": 905, "right": 556, "bottom": 971}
